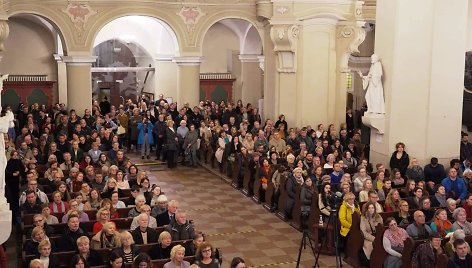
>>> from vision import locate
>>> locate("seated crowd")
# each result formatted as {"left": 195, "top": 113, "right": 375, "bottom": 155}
{"left": 9, "top": 97, "right": 231, "bottom": 267}
{"left": 10, "top": 96, "right": 472, "bottom": 268}
{"left": 190, "top": 100, "right": 472, "bottom": 268}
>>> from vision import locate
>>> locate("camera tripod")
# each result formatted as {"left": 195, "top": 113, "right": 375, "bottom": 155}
{"left": 313, "top": 209, "right": 343, "bottom": 268}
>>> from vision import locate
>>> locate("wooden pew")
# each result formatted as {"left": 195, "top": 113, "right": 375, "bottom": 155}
{"left": 401, "top": 238, "right": 425, "bottom": 268}
{"left": 345, "top": 212, "right": 363, "bottom": 268}
{"left": 370, "top": 224, "right": 387, "bottom": 268}
{"left": 290, "top": 185, "right": 302, "bottom": 230}
{"left": 252, "top": 166, "right": 262, "bottom": 203}
{"left": 241, "top": 161, "right": 251, "bottom": 196}
{"left": 275, "top": 175, "right": 288, "bottom": 220}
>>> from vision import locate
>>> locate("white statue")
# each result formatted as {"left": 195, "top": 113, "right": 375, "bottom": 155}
{"left": 0, "top": 74, "right": 13, "bottom": 205}
{"left": 357, "top": 54, "right": 385, "bottom": 114}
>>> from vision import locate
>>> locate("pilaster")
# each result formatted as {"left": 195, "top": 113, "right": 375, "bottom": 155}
{"left": 173, "top": 56, "right": 203, "bottom": 107}
{"left": 62, "top": 55, "right": 97, "bottom": 116}
{"left": 239, "top": 54, "right": 263, "bottom": 106}
{"left": 54, "top": 54, "right": 68, "bottom": 105}
{"left": 370, "top": 0, "right": 468, "bottom": 166}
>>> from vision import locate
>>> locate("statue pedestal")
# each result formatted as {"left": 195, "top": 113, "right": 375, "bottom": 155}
{"left": 362, "top": 113, "right": 385, "bottom": 134}
{"left": 0, "top": 201, "right": 11, "bottom": 244}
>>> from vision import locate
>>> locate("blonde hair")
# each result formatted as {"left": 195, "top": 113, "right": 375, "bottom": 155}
{"left": 38, "top": 239, "right": 51, "bottom": 250}
{"left": 29, "top": 259, "right": 44, "bottom": 268}
{"left": 96, "top": 207, "right": 109, "bottom": 220}
{"left": 170, "top": 244, "right": 186, "bottom": 260}
{"left": 31, "top": 226, "right": 44, "bottom": 239}
{"left": 343, "top": 192, "right": 355, "bottom": 201}
{"left": 158, "top": 231, "right": 171, "bottom": 243}
{"left": 120, "top": 231, "right": 134, "bottom": 243}
{"left": 76, "top": 236, "right": 90, "bottom": 246}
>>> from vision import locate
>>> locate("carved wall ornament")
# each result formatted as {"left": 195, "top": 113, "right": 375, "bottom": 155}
{"left": 277, "top": 6, "right": 289, "bottom": 15}
{"left": 270, "top": 24, "right": 300, "bottom": 73}
{"left": 62, "top": 3, "right": 97, "bottom": 39}
{"left": 177, "top": 6, "right": 205, "bottom": 25}
{"left": 338, "top": 25, "right": 366, "bottom": 72}
{"left": 177, "top": 6, "right": 206, "bottom": 47}
{"left": 0, "top": 20, "right": 9, "bottom": 52}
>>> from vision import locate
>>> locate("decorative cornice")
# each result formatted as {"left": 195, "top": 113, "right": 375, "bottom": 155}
{"left": 172, "top": 56, "right": 203, "bottom": 66}
{"left": 238, "top": 54, "right": 261, "bottom": 63}
{"left": 258, "top": 55, "right": 265, "bottom": 72}
{"left": 61, "top": 55, "right": 97, "bottom": 65}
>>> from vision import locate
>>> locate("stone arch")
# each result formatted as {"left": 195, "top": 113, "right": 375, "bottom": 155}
{"left": 85, "top": 8, "right": 184, "bottom": 55}
{"left": 195, "top": 11, "right": 263, "bottom": 55}
{"left": 8, "top": 8, "right": 71, "bottom": 54}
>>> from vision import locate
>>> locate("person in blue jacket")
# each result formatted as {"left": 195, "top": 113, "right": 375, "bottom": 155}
{"left": 442, "top": 168, "right": 467, "bottom": 205}
{"left": 137, "top": 116, "right": 154, "bottom": 159}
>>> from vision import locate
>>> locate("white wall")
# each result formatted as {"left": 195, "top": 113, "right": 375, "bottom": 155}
{"left": 201, "top": 23, "right": 239, "bottom": 73}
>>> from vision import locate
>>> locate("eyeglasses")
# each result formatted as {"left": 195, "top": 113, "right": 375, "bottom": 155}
{"left": 202, "top": 249, "right": 212, "bottom": 253}
{"left": 389, "top": 222, "right": 397, "bottom": 227}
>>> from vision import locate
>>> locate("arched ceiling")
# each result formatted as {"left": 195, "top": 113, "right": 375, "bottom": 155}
{"left": 93, "top": 16, "right": 179, "bottom": 60}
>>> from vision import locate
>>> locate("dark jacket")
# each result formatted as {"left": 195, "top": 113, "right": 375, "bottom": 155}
{"left": 156, "top": 210, "right": 175, "bottom": 227}
{"left": 131, "top": 227, "right": 158, "bottom": 245}
{"left": 165, "top": 128, "right": 178, "bottom": 150}
{"left": 112, "top": 244, "right": 140, "bottom": 263}
{"left": 32, "top": 254, "right": 60, "bottom": 268}
{"left": 81, "top": 248, "right": 103, "bottom": 266}
{"left": 165, "top": 221, "right": 195, "bottom": 241}
{"left": 60, "top": 227, "right": 85, "bottom": 252}
{"left": 447, "top": 253, "right": 472, "bottom": 268}
{"left": 148, "top": 243, "right": 172, "bottom": 260}
{"left": 412, "top": 242, "right": 441, "bottom": 268}
{"left": 424, "top": 164, "right": 446, "bottom": 184}
{"left": 390, "top": 152, "right": 410, "bottom": 176}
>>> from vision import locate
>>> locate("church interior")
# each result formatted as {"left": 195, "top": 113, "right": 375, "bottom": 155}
{"left": 1, "top": 0, "right": 472, "bottom": 267}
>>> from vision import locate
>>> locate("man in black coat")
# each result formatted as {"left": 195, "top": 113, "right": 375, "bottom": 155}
{"left": 20, "top": 190, "right": 42, "bottom": 214}
{"left": 156, "top": 200, "right": 178, "bottom": 227}
{"left": 131, "top": 213, "right": 158, "bottom": 244}
{"left": 165, "top": 120, "right": 178, "bottom": 168}
{"left": 153, "top": 114, "right": 167, "bottom": 161}
{"left": 60, "top": 214, "right": 85, "bottom": 252}
{"left": 424, "top": 157, "right": 446, "bottom": 184}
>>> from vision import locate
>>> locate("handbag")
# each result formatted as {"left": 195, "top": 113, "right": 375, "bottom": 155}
{"left": 117, "top": 125, "right": 126, "bottom": 135}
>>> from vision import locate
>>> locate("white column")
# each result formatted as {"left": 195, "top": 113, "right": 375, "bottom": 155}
{"left": 173, "top": 56, "right": 202, "bottom": 107}
{"left": 238, "top": 54, "right": 263, "bottom": 106}
{"left": 369, "top": 0, "right": 468, "bottom": 165}
{"left": 53, "top": 54, "right": 68, "bottom": 105}
{"left": 62, "top": 55, "right": 97, "bottom": 116}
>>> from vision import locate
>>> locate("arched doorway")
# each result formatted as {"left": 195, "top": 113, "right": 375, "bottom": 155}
{"left": 200, "top": 18, "right": 263, "bottom": 107}
{"left": 0, "top": 14, "right": 66, "bottom": 109}
{"left": 93, "top": 15, "right": 180, "bottom": 106}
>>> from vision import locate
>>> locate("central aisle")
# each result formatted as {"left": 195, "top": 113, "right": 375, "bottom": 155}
{"left": 142, "top": 163, "right": 347, "bottom": 268}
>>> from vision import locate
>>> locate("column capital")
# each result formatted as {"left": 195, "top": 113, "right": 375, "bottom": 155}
{"left": 269, "top": 24, "right": 299, "bottom": 73}
{"left": 172, "top": 56, "right": 203, "bottom": 66}
{"left": 238, "top": 54, "right": 261, "bottom": 63}
{"left": 61, "top": 55, "right": 97, "bottom": 65}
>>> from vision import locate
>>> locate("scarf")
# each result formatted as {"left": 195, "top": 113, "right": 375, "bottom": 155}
{"left": 434, "top": 218, "right": 453, "bottom": 235}
{"left": 101, "top": 232, "right": 116, "bottom": 248}
{"left": 434, "top": 193, "right": 446, "bottom": 207}
{"left": 53, "top": 202, "right": 65, "bottom": 213}
{"left": 295, "top": 176, "right": 304, "bottom": 185}
{"left": 384, "top": 227, "right": 408, "bottom": 248}
{"left": 346, "top": 202, "right": 356, "bottom": 213}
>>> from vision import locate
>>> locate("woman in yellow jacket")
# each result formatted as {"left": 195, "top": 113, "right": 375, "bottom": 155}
{"left": 338, "top": 192, "right": 361, "bottom": 255}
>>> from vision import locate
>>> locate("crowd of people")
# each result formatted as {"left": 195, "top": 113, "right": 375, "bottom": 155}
{"left": 7, "top": 94, "right": 472, "bottom": 268}
{"left": 6, "top": 96, "right": 253, "bottom": 267}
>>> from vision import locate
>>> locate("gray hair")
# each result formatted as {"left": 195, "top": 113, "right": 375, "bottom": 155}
{"left": 135, "top": 194, "right": 146, "bottom": 205}
{"left": 446, "top": 198, "right": 457, "bottom": 206}
{"left": 452, "top": 229, "right": 466, "bottom": 242}
{"left": 157, "top": 195, "right": 168, "bottom": 203}
{"left": 453, "top": 207, "right": 466, "bottom": 221}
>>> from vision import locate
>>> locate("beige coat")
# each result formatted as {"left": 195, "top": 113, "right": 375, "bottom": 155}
{"left": 360, "top": 215, "right": 383, "bottom": 259}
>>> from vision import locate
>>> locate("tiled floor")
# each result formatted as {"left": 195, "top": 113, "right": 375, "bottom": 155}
{"left": 8, "top": 154, "right": 351, "bottom": 268}
{"left": 142, "top": 160, "right": 351, "bottom": 268}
